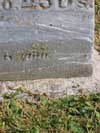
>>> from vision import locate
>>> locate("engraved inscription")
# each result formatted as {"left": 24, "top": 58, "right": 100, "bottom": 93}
{"left": 3, "top": 44, "right": 49, "bottom": 61}
{"left": 0, "top": 0, "right": 92, "bottom": 11}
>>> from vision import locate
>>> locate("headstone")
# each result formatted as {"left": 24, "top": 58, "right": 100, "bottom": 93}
{"left": 0, "top": 0, "right": 94, "bottom": 80}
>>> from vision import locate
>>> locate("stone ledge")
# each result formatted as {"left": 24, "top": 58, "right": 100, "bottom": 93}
{"left": 0, "top": 63, "right": 92, "bottom": 81}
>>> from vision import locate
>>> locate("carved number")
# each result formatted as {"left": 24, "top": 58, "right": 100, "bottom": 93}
{"left": 2, "top": 0, "right": 12, "bottom": 10}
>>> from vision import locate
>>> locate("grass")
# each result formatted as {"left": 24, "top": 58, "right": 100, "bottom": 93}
{"left": 0, "top": 87, "right": 100, "bottom": 132}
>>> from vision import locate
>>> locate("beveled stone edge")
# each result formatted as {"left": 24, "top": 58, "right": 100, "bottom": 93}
{"left": 0, "top": 63, "right": 93, "bottom": 81}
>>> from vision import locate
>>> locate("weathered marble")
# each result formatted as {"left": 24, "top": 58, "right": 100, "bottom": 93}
{"left": 0, "top": 0, "right": 94, "bottom": 80}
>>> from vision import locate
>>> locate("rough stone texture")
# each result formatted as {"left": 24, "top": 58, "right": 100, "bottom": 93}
{"left": 0, "top": 50, "right": 100, "bottom": 100}
{"left": 0, "top": 0, "right": 94, "bottom": 80}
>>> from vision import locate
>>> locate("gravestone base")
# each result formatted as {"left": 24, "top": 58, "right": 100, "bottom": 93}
{"left": 0, "top": 0, "right": 94, "bottom": 80}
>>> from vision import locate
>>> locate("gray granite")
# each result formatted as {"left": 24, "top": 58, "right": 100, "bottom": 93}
{"left": 0, "top": 0, "right": 94, "bottom": 80}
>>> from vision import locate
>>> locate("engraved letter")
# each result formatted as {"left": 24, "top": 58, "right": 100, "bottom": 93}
{"left": 39, "top": 0, "right": 50, "bottom": 8}
{"left": 77, "top": 0, "right": 89, "bottom": 8}
{"left": 60, "top": 0, "right": 73, "bottom": 8}
{"left": 2, "top": 0, "right": 12, "bottom": 10}
{"left": 33, "top": 0, "right": 50, "bottom": 9}
{"left": 60, "top": 0, "right": 67, "bottom": 8}
{"left": 50, "top": 0, "right": 59, "bottom": 9}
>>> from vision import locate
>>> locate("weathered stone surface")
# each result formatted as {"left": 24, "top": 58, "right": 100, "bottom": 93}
{"left": 0, "top": 0, "right": 94, "bottom": 80}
